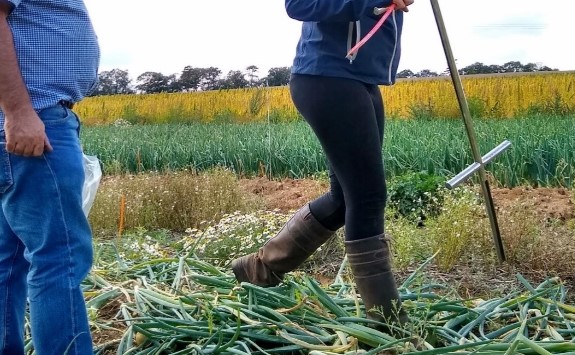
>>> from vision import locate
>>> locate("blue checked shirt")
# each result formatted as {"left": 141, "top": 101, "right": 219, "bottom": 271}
{"left": 0, "top": 0, "right": 100, "bottom": 122}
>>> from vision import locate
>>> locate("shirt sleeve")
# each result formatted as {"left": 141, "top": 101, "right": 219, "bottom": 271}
{"left": 285, "top": 0, "right": 392, "bottom": 22}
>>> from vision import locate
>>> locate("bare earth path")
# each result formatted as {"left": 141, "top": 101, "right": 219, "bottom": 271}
{"left": 239, "top": 177, "right": 575, "bottom": 220}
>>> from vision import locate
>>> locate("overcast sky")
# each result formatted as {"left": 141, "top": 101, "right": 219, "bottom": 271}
{"left": 84, "top": 0, "right": 575, "bottom": 78}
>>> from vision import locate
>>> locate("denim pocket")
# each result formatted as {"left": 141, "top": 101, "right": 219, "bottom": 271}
{"left": 0, "top": 131, "right": 14, "bottom": 194}
{"left": 40, "top": 105, "right": 76, "bottom": 128}
{"left": 41, "top": 105, "right": 81, "bottom": 145}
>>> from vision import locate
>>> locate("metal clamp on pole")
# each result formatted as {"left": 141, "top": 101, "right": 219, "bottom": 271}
{"left": 447, "top": 140, "right": 512, "bottom": 189}
{"left": 430, "top": 0, "right": 511, "bottom": 263}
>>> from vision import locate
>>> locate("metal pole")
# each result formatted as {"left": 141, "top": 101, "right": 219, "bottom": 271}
{"left": 430, "top": 0, "right": 506, "bottom": 263}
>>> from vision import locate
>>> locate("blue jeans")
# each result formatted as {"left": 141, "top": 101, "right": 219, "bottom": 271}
{"left": 0, "top": 105, "right": 93, "bottom": 355}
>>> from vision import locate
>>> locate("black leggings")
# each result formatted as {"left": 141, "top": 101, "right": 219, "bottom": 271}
{"left": 289, "top": 74, "right": 386, "bottom": 241}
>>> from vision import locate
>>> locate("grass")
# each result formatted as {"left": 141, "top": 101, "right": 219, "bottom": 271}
{"left": 88, "top": 168, "right": 258, "bottom": 236}
{"left": 81, "top": 115, "right": 575, "bottom": 188}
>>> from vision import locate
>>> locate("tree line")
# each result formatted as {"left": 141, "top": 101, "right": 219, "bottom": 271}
{"left": 397, "top": 60, "right": 557, "bottom": 78}
{"left": 91, "top": 65, "right": 291, "bottom": 96}
{"left": 91, "top": 61, "right": 558, "bottom": 96}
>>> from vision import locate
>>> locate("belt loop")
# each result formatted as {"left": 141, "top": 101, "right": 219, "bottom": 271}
{"left": 59, "top": 100, "right": 75, "bottom": 109}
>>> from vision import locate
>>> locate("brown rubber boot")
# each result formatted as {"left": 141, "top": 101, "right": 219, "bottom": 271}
{"left": 231, "top": 204, "right": 336, "bottom": 287}
{"left": 345, "top": 235, "right": 408, "bottom": 327}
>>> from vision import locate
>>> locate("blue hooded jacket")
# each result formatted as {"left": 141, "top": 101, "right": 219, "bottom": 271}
{"left": 286, "top": 0, "right": 403, "bottom": 85}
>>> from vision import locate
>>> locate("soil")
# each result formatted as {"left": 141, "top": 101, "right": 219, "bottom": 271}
{"left": 492, "top": 186, "right": 575, "bottom": 221}
{"left": 238, "top": 177, "right": 575, "bottom": 220}
{"left": 239, "top": 177, "right": 329, "bottom": 212}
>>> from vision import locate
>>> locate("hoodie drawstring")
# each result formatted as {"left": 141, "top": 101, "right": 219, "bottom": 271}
{"left": 347, "top": 21, "right": 362, "bottom": 63}
{"left": 346, "top": 4, "right": 397, "bottom": 62}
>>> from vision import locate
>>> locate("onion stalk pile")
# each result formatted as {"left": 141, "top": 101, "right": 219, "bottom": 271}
{"left": 84, "top": 253, "right": 575, "bottom": 355}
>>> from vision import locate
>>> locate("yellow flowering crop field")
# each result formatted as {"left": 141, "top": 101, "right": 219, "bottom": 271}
{"left": 76, "top": 71, "right": 574, "bottom": 125}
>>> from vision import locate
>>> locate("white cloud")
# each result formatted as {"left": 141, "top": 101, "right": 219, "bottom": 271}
{"left": 85, "top": 0, "right": 574, "bottom": 78}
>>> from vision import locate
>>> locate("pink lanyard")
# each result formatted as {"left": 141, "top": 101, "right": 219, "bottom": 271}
{"left": 346, "top": 4, "right": 397, "bottom": 60}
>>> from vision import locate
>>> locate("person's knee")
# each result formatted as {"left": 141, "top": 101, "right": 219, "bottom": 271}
{"left": 309, "top": 192, "right": 346, "bottom": 231}
{"left": 351, "top": 187, "right": 387, "bottom": 216}
{"left": 27, "top": 231, "right": 93, "bottom": 290}
{"left": 73, "top": 231, "right": 94, "bottom": 279}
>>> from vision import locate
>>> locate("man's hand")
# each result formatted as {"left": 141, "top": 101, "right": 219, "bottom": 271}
{"left": 4, "top": 108, "right": 52, "bottom": 157}
{"left": 393, "top": 0, "right": 414, "bottom": 12}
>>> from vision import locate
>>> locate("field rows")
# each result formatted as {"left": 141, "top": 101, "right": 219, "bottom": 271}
{"left": 81, "top": 115, "right": 575, "bottom": 188}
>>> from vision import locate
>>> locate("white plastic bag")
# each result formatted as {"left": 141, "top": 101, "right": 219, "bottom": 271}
{"left": 82, "top": 154, "right": 102, "bottom": 217}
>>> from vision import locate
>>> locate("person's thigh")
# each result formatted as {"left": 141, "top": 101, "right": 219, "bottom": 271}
{"left": 290, "top": 75, "right": 386, "bottom": 239}
{"left": 0, "top": 131, "right": 28, "bottom": 355}
{"left": 3, "top": 105, "right": 93, "bottom": 354}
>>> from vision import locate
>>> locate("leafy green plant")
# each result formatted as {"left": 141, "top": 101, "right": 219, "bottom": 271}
{"left": 387, "top": 171, "right": 446, "bottom": 224}
{"left": 384, "top": 209, "right": 433, "bottom": 270}
{"left": 248, "top": 89, "right": 265, "bottom": 117}
{"left": 212, "top": 109, "right": 236, "bottom": 124}
{"left": 408, "top": 101, "right": 436, "bottom": 120}
{"left": 121, "top": 103, "right": 145, "bottom": 125}
{"left": 427, "top": 188, "right": 491, "bottom": 271}
{"left": 526, "top": 91, "right": 575, "bottom": 116}
{"left": 467, "top": 96, "right": 487, "bottom": 118}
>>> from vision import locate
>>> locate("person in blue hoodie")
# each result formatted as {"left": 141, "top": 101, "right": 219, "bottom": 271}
{"left": 232, "top": 0, "right": 413, "bottom": 328}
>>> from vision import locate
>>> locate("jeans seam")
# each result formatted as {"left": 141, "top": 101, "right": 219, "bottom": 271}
{"left": 1, "top": 242, "right": 20, "bottom": 353}
{"left": 0, "top": 142, "right": 14, "bottom": 194}
{"left": 42, "top": 154, "right": 79, "bottom": 354}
